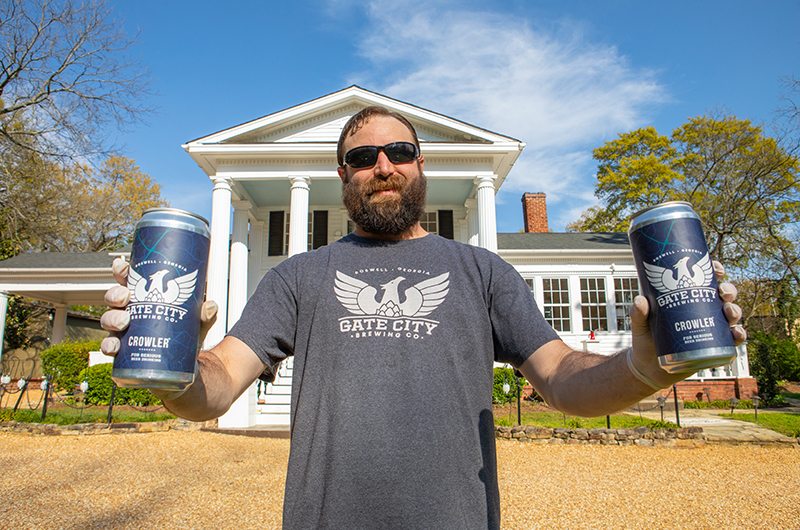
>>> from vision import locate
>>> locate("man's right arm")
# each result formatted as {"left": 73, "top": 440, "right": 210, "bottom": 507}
{"left": 99, "top": 257, "right": 267, "bottom": 421}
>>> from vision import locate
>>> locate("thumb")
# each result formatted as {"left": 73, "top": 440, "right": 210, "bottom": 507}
{"left": 198, "top": 300, "right": 219, "bottom": 346}
{"left": 629, "top": 295, "right": 651, "bottom": 339}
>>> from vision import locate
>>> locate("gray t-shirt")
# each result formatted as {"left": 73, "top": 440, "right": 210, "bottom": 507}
{"left": 229, "top": 233, "right": 559, "bottom": 529}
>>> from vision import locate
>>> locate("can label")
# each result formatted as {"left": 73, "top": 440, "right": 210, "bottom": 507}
{"left": 114, "top": 224, "right": 209, "bottom": 377}
{"left": 629, "top": 215, "right": 734, "bottom": 357}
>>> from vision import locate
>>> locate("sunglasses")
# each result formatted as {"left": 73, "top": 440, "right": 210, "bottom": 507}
{"left": 343, "top": 142, "right": 419, "bottom": 169}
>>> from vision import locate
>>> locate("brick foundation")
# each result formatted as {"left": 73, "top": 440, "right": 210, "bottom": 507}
{"left": 655, "top": 378, "right": 759, "bottom": 402}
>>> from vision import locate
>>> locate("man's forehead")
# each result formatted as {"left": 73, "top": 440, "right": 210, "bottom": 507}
{"left": 343, "top": 115, "right": 415, "bottom": 146}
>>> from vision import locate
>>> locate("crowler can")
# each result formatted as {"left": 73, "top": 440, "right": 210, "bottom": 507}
{"left": 111, "top": 208, "right": 210, "bottom": 390}
{"left": 628, "top": 201, "right": 736, "bottom": 373}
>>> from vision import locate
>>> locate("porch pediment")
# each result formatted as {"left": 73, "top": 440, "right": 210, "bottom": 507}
{"left": 183, "top": 86, "right": 525, "bottom": 193}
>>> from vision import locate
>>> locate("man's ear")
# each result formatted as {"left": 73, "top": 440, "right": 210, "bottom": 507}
{"left": 337, "top": 166, "right": 346, "bottom": 182}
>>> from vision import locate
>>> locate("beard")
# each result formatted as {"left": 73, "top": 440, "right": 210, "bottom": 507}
{"left": 342, "top": 165, "right": 427, "bottom": 236}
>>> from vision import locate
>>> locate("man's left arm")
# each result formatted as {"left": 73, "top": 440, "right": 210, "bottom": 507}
{"left": 518, "top": 262, "right": 747, "bottom": 417}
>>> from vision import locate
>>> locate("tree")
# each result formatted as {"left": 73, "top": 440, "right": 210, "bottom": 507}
{"left": 0, "top": 152, "right": 167, "bottom": 253}
{"left": 569, "top": 113, "right": 800, "bottom": 328}
{"left": 0, "top": 0, "right": 152, "bottom": 158}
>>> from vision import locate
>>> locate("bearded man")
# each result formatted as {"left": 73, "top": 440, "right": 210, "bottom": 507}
{"left": 101, "top": 106, "right": 746, "bottom": 529}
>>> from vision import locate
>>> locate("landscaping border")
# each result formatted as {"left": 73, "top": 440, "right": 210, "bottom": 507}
{"left": 496, "top": 424, "right": 707, "bottom": 447}
{"left": 0, "top": 418, "right": 216, "bottom": 436}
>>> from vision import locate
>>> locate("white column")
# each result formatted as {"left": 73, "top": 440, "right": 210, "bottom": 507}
{"left": 52, "top": 304, "right": 68, "bottom": 344}
{"left": 475, "top": 176, "right": 498, "bottom": 253}
{"left": 219, "top": 200, "right": 258, "bottom": 429}
{"left": 288, "top": 176, "right": 310, "bottom": 257}
{"left": 248, "top": 220, "right": 264, "bottom": 298}
{"left": 0, "top": 291, "right": 8, "bottom": 368}
{"left": 228, "top": 201, "right": 251, "bottom": 329}
{"left": 465, "top": 199, "right": 480, "bottom": 247}
{"left": 205, "top": 177, "right": 232, "bottom": 350}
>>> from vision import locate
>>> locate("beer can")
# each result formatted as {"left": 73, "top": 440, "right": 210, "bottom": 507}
{"left": 628, "top": 201, "right": 736, "bottom": 373}
{"left": 112, "top": 208, "right": 210, "bottom": 390}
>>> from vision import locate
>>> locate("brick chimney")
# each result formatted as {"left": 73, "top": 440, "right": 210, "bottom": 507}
{"left": 521, "top": 192, "right": 549, "bottom": 233}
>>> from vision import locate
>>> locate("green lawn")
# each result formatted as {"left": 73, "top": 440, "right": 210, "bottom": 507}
{"left": 1, "top": 407, "right": 176, "bottom": 425}
{"left": 496, "top": 411, "right": 677, "bottom": 430}
{"left": 720, "top": 412, "right": 800, "bottom": 438}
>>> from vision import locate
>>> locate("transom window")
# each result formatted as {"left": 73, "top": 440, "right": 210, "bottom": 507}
{"left": 542, "top": 278, "right": 571, "bottom": 332}
{"left": 580, "top": 277, "right": 608, "bottom": 332}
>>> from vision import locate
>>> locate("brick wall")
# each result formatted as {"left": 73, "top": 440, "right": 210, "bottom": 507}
{"left": 655, "top": 378, "right": 759, "bottom": 402}
{"left": 521, "top": 192, "right": 549, "bottom": 233}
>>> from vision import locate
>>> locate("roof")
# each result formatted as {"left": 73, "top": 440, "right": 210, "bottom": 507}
{"left": 0, "top": 252, "right": 115, "bottom": 270}
{"left": 497, "top": 232, "right": 631, "bottom": 251}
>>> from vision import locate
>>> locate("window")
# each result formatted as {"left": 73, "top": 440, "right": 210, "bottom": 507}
{"left": 420, "top": 212, "right": 437, "bottom": 234}
{"left": 269, "top": 210, "right": 328, "bottom": 256}
{"left": 525, "top": 278, "right": 535, "bottom": 296}
{"left": 614, "top": 277, "right": 639, "bottom": 331}
{"left": 542, "top": 278, "right": 570, "bottom": 332}
{"left": 580, "top": 277, "right": 608, "bottom": 332}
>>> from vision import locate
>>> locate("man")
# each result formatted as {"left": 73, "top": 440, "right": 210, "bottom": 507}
{"left": 101, "top": 106, "right": 746, "bottom": 528}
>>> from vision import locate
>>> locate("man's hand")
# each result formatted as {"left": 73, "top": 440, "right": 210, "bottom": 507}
{"left": 99, "top": 257, "right": 219, "bottom": 356}
{"left": 628, "top": 261, "right": 747, "bottom": 389}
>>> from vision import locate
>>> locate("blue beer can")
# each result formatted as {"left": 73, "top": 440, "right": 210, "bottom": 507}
{"left": 628, "top": 201, "right": 736, "bottom": 373}
{"left": 112, "top": 208, "right": 210, "bottom": 389}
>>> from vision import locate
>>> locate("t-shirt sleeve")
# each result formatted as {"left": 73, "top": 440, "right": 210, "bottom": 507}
{"left": 489, "top": 264, "right": 560, "bottom": 367}
{"left": 227, "top": 265, "right": 298, "bottom": 381}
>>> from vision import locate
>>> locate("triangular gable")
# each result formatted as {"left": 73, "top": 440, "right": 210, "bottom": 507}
{"left": 185, "top": 86, "right": 519, "bottom": 147}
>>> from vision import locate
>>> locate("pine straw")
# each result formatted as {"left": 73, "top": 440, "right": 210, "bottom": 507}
{"left": 1, "top": 432, "right": 797, "bottom": 529}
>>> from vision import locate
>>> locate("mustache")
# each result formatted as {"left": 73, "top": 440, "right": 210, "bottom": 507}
{"left": 360, "top": 174, "right": 408, "bottom": 195}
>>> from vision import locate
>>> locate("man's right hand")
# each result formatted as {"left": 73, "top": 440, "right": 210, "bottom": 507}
{"left": 99, "top": 257, "right": 218, "bottom": 356}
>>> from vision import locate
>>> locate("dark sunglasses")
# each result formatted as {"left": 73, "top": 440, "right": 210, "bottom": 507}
{"left": 343, "top": 142, "right": 419, "bottom": 169}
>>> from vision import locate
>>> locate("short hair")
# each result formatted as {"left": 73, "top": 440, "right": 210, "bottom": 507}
{"left": 337, "top": 106, "right": 420, "bottom": 167}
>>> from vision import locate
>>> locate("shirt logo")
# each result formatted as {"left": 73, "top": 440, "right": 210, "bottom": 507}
{"left": 334, "top": 271, "right": 449, "bottom": 317}
{"left": 334, "top": 270, "right": 450, "bottom": 340}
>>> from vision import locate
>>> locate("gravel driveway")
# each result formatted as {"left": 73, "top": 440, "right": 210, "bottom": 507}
{"left": 1, "top": 431, "right": 797, "bottom": 529}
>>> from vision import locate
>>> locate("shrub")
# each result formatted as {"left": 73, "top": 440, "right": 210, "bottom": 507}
{"left": 493, "top": 367, "right": 524, "bottom": 404}
{"left": 40, "top": 339, "right": 101, "bottom": 392}
{"left": 748, "top": 331, "right": 800, "bottom": 403}
{"left": 77, "top": 363, "right": 161, "bottom": 406}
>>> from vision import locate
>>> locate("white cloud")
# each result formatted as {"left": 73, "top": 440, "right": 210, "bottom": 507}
{"left": 345, "top": 0, "right": 667, "bottom": 230}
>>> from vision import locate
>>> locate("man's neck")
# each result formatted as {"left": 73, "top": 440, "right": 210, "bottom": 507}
{"left": 352, "top": 222, "right": 428, "bottom": 241}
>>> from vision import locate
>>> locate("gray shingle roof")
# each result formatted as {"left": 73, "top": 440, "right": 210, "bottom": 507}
{"left": 0, "top": 252, "right": 115, "bottom": 269}
{"left": 498, "top": 232, "right": 630, "bottom": 250}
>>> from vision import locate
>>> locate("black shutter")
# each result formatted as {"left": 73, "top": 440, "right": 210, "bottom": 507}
{"left": 268, "top": 211, "right": 285, "bottom": 256}
{"left": 312, "top": 210, "right": 328, "bottom": 249}
{"left": 438, "top": 210, "right": 454, "bottom": 239}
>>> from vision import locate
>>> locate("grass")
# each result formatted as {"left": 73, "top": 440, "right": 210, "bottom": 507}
{"left": 719, "top": 412, "right": 800, "bottom": 438}
{"left": 1, "top": 407, "right": 176, "bottom": 425}
{"left": 781, "top": 392, "right": 800, "bottom": 400}
{"left": 495, "top": 411, "right": 677, "bottom": 430}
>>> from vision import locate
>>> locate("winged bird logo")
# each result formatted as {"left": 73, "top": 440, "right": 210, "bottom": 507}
{"left": 334, "top": 271, "right": 450, "bottom": 317}
{"left": 128, "top": 268, "right": 198, "bottom": 306}
{"left": 643, "top": 254, "right": 713, "bottom": 294}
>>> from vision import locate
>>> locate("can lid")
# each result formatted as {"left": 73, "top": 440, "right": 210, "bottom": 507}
{"left": 628, "top": 201, "right": 699, "bottom": 233}
{"left": 142, "top": 208, "right": 209, "bottom": 227}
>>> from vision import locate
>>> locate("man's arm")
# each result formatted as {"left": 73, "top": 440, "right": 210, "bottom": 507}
{"left": 519, "top": 263, "right": 747, "bottom": 417}
{"left": 100, "top": 258, "right": 267, "bottom": 421}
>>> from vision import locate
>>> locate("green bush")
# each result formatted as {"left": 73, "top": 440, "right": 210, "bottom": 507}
{"left": 493, "top": 367, "right": 524, "bottom": 404}
{"left": 40, "top": 339, "right": 100, "bottom": 392}
{"left": 77, "top": 363, "right": 161, "bottom": 406}
{"left": 748, "top": 331, "right": 800, "bottom": 403}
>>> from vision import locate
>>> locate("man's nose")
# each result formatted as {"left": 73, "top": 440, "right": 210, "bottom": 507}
{"left": 373, "top": 150, "right": 395, "bottom": 176}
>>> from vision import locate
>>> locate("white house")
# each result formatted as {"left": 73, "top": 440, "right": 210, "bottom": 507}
{"left": 0, "top": 86, "right": 755, "bottom": 427}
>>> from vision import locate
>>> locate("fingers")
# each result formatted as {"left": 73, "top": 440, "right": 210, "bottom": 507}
{"left": 713, "top": 260, "right": 726, "bottom": 281}
{"left": 112, "top": 257, "right": 129, "bottom": 286}
{"left": 101, "top": 336, "right": 121, "bottom": 356}
{"left": 104, "top": 284, "right": 130, "bottom": 308}
{"left": 723, "top": 301, "right": 747, "bottom": 346}
{"left": 100, "top": 309, "right": 130, "bottom": 333}
{"left": 718, "top": 282, "right": 737, "bottom": 304}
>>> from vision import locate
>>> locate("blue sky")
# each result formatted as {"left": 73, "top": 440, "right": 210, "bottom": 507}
{"left": 111, "top": 0, "right": 800, "bottom": 232}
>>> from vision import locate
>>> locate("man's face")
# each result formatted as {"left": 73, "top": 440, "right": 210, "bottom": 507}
{"left": 338, "top": 115, "right": 426, "bottom": 237}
